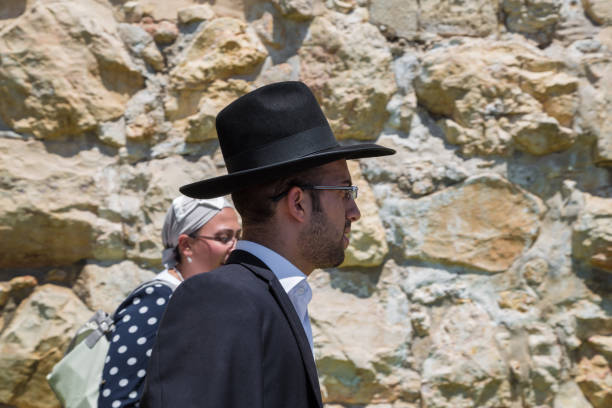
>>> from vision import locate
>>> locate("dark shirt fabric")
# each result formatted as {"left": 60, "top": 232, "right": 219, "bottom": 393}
{"left": 141, "top": 250, "right": 323, "bottom": 408}
{"left": 98, "top": 282, "right": 174, "bottom": 408}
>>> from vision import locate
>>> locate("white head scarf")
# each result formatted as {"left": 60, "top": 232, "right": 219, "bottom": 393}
{"left": 161, "top": 196, "right": 232, "bottom": 269}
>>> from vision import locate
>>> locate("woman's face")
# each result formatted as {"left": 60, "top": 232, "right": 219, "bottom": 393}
{"left": 188, "top": 207, "right": 241, "bottom": 273}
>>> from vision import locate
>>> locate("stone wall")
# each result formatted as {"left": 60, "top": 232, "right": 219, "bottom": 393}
{"left": 0, "top": 0, "right": 610, "bottom": 407}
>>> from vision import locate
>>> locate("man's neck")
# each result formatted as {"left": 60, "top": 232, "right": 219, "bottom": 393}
{"left": 242, "top": 233, "right": 314, "bottom": 276}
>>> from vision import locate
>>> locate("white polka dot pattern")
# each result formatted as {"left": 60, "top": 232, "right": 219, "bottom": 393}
{"left": 98, "top": 281, "right": 174, "bottom": 408}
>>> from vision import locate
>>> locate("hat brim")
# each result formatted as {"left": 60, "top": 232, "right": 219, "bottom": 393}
{"left": 180, "top": 143, "right": 395, "bottom": 199}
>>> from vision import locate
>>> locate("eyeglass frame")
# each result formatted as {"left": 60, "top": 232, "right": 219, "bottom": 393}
{"left": 270, "top": 185, "right": 358, "bottom": 202}
{"left": 189, "top": 230, "right": 241, "bottom": 245}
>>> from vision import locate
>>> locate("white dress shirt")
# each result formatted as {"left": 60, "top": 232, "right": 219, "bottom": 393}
{"left": 235, "top": 240, "right": 315, "bottom": 357}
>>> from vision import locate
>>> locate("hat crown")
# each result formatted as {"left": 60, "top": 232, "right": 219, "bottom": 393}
{"left": 216, "top": 82, "right": 336, "bottom": 172}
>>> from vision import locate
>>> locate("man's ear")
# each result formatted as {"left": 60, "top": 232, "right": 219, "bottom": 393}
{"left": 285, "top": 186, "right": 307, "bottom": 223}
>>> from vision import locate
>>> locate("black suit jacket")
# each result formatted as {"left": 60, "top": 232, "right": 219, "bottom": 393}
{"left": 141, "top": 250, "right": 323, "bottom": 408}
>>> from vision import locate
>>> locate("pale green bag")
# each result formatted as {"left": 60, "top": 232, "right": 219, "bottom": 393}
{"left": 47, "top": 310, "right": 114, "bottom": 408}
{"left": 47, "top": 279, "right": 178, "bottom": 407}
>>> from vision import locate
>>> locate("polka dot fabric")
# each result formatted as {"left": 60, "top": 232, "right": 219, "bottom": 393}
{"left": 98, "top": 282, "right": 174, "bottom": 408}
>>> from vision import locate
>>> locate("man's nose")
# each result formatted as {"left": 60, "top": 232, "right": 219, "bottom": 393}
{"left": 347, "top": 198, "right": 361, "bottom": 222}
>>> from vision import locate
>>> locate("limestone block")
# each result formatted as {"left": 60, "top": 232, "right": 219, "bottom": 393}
{"left": 521, "top": 257, "right": 550, "bottom": 286}
{"left": 577, "top": 352, "right": 612, "bottom": 408}
{"left": 0, "top": 138, "right": 125, "bottom": 268}
{"left": 299, "top": 9, "right": 396, "bottom": 140}
{"left": 310, "top": 269, "right": 417, "bottom": 405}
{"left": 169, "top": 17, "right": 267, "bottom": 91}
{"left": 588, "top": 335, "right": 612, "bottom": 359}
{"left": 0, "top": 0, "right": 143, "bottom": 139}
{"left": 572, "top": 193, "right": 612, "bottom": 272}
{"left": 115, "top": 0, "right": 201, "bottom": 21}
{"left": 421, "top": 303, "right": 512, "bottom": 407}
{"left": 73, "top": 261, "right": 156, "bottom": 314}
{"left": 0, "top": 285, "right": 92, "bottom": 408}
{"left": 182, "top": 80, "right": 253, "bottom": 142}
{"left": 583, "top": 0, "right": 612, "bottom": 25}
{"left": 594, "top": 66, "right": 612, "bottom": 166}
{"left": 142, "top": 42, "right": 165, "bottom": 71}
{"left": 415, "top": 39, "right": 579, "bottom": 156}
{"left": 419, "top": 0, "right": 499, "bottom": 38}
{"left": 99, "top": 118, "right": 127, "bottom": 148}
{"left": 252, "top": 10, "right": 282, "bottom": 49}
{"left": 553, "top": 381, "right": 594, "bottom": 408}
{"left": 341, "top": 162, "right": 388, "bottom": 268}
{"left": 177, "top": 4, "right": 216, "bottom": 24}
{"left": 572, "top": 300, "right": 612, "bottom": 340}
{"left": 502, "top": 0, "right": 562, "bottom": 46}
{"left": 0, "top": 276, "right": 38, "bottom": 308}
{"left": 140, "top": 18, "right": 179, "bottom": 45}
{"left": 383, "top": 173, "right": 545, "bottom": 273}
{"left": 272, "top": 0, "right": 316, "bottom": 20}
{"left": 525, "top": 323, "right": 566, "bottom": 405}
{"left": 368, "top": 0, "right": 419, "bottom": 39}
{"left": 370, "top": 0, "right": 497, "bottom": 40}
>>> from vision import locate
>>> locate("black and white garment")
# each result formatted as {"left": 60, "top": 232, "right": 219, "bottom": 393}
{"left": 98, "top": 271, "right": 180, "bottom": 408}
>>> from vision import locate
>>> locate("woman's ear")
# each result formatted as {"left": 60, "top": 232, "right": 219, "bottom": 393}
{"left": 177, "top": 234, "right": 193, "bottom": 258}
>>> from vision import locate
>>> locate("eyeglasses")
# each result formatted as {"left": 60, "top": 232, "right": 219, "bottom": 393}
{"left": 190, "top": 230, "right": 241, "bottom": 245}
{"left": 300, "top": 185, "right": 358, "bottom": 200}
{"left": 270, "top": 185, "right": 358, "bottom": 201}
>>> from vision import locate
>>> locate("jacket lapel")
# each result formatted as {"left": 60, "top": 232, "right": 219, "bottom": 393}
{"left": 226, "top": 250, "right": 323, "bottom": 408}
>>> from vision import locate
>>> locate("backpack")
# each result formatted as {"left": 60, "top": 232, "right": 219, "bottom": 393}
{"left": 47, "top": 278, "right": 178, "bottom": 408}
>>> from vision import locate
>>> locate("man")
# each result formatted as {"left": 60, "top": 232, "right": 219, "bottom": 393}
{"left": 141, "top": 81, "right": 395, "bottom": 408}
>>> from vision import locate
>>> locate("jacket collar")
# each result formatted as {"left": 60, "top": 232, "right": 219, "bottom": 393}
{"left": 226, "top": 249, "right": 323, "bottom": 407}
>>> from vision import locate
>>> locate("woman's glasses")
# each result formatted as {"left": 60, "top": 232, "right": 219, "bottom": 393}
{"left": 190, "top": 230, "right": 241, "bottom": 245}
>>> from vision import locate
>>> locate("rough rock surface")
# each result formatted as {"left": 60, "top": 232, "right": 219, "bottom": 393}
{"left": 415, "top": 40, "right": 579, "bottom": 157}
{"left": 0, "top": 0, "right": 143, "bottom": 139}
{"left": 299, "top": 9, "right": 397, "bottom": 140}
{"left": 0, "top": 285, "right": 91, "bottom": 408}
{"left": 0, "top": 1, "right": 611, "bottom": 407}
{"left": 383, "top": 174, "right": 545, "bottom": 273}
{"left": 369, "top": 0, "right": 498, "bottom": 40}
{"left": 72, "top": 261, "right": 156, "bottom": 313}
{"left": 502, "top": 0, "right": 561, "bottom": 46}
{"left": 583, "top": 0, "right": 612, "bottom": 26}
{"left": 572, "top": 192, "right": 612, "bottom": 273}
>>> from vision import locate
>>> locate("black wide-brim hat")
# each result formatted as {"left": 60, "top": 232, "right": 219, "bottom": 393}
{"left": 180, "top": 81, "right": 396, "bottom": 199}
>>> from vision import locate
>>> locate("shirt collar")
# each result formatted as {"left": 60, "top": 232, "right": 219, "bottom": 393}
{"left": 235, "top": 240, "right": 306, "bottom": 293}
{"left": 156, "top": 269, "right": 182, "bottom": 287}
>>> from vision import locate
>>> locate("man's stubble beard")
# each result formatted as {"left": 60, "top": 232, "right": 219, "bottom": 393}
{"left": 299, "top": 210, "right": 346, "bottom": 269}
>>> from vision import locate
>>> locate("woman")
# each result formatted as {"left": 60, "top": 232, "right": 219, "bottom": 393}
{"left": 98, "top": 196, "right": 241, "bottom": 408}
